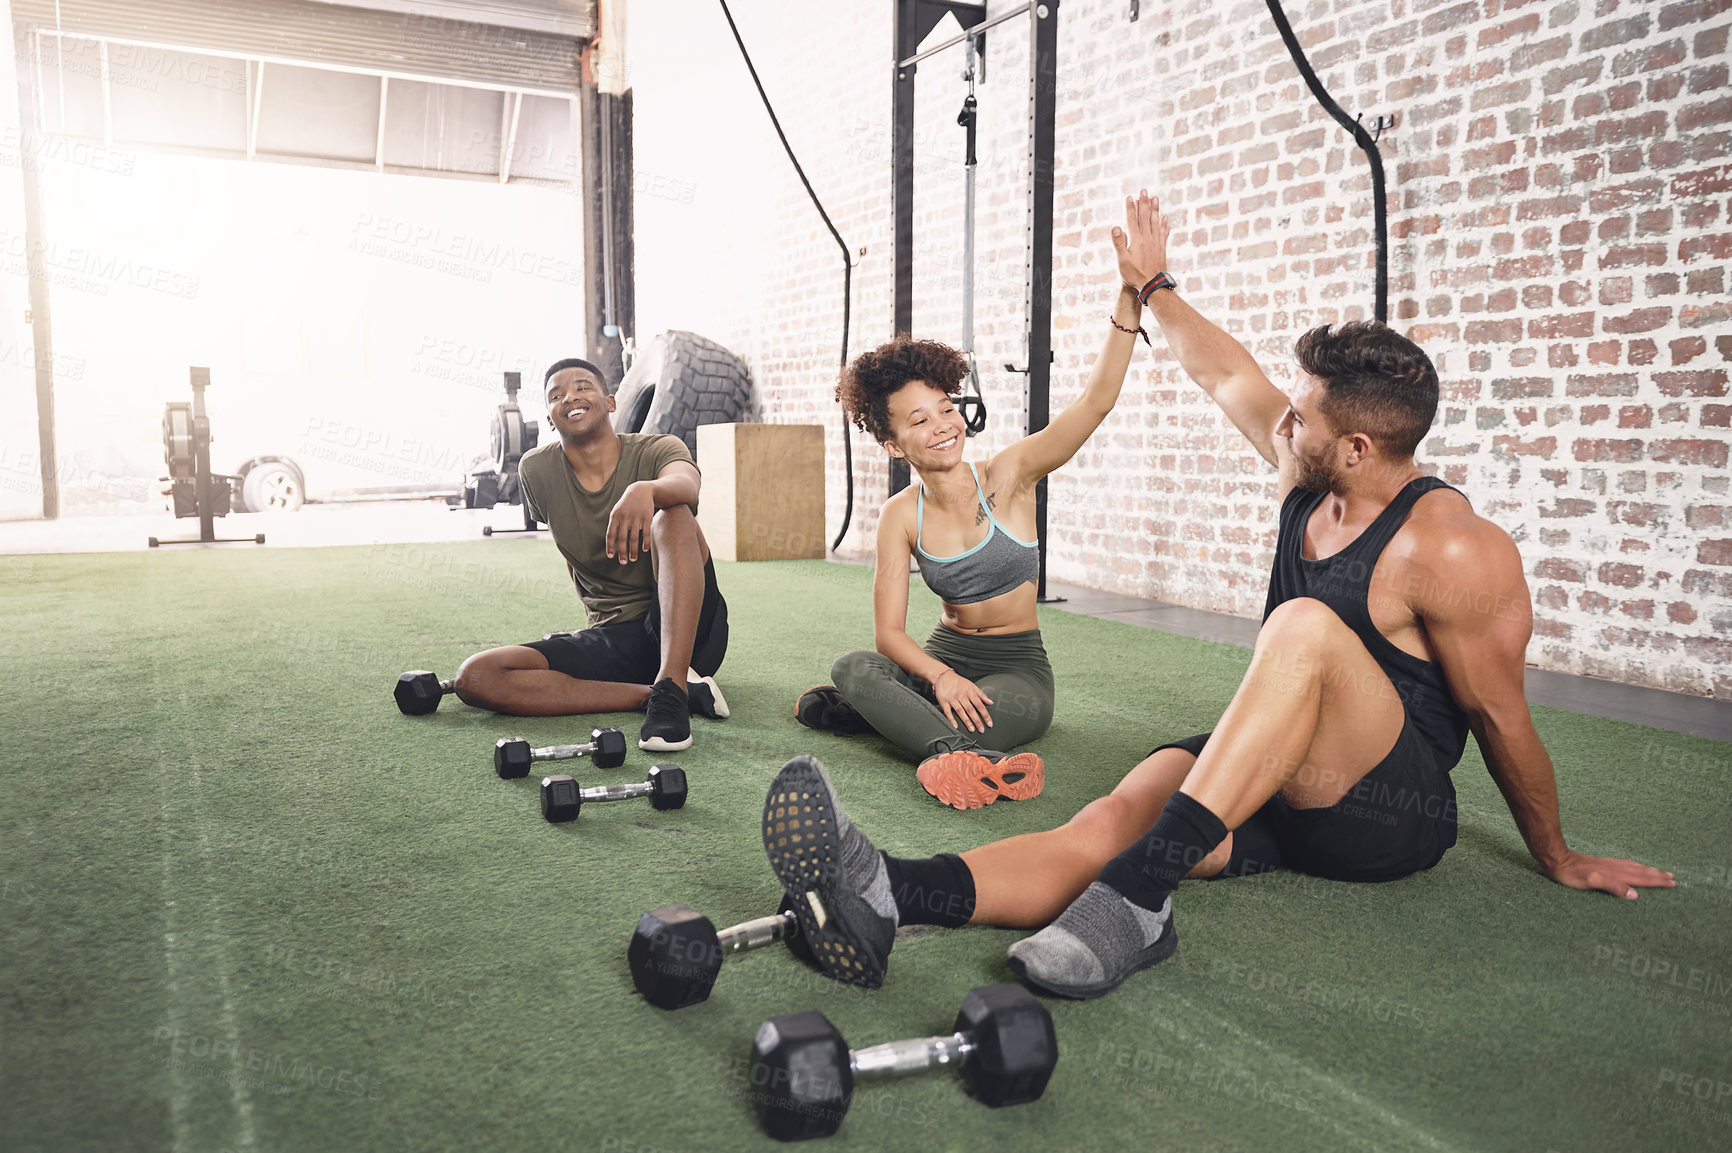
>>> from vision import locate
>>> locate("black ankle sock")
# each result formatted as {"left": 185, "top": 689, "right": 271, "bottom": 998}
{"left": 883, "top": 852, "right": 976, "bottom": 928}
{"left": 1097, "top": 791, "right": 1229, "bottom": 912}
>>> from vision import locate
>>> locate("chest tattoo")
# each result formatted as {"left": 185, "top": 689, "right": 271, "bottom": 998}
{"left": 974, "top": 491, "right": 997, "bottom": 526}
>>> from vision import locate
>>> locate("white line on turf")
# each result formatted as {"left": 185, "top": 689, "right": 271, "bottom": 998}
{"left": 1161, "top": 989, "right": 1463, "bottom": 1153}
{"left": 155, "top": 652, "right": 257, "bottom": 1152}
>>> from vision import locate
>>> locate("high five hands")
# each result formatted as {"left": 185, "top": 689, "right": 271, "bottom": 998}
{"left": 1112, "top": 189, "right": 1171, "bottom": 294}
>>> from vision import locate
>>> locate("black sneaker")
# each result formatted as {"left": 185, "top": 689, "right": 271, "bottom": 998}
{"left": 686, "top": 672, "right": 730, "bottom": 720}
{"left": 794, "top": 685, "right": 872, "bottom": 735}
{"left": 762, "top": 755, "right": 895, "bottom": 989}
{"left": 640, "top": 678, "right": 693, "bottom": 752}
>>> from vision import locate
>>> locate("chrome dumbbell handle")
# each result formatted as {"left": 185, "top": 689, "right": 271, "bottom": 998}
{"left": 530, "top": 743, "right": 593, "bottom": 762}
{"left": 715, "top": 910, "right": 799, "bottom": 956}
{"left": 850, "top": 1031, "right": 976, "bottom": 1077}
{"left": 575, "top": 779, "right": 653, "bottom": 804}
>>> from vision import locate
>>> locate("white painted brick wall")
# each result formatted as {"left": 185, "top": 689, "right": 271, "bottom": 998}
{"left": 633, "top": 0, "right": 1732, "bottom": 699}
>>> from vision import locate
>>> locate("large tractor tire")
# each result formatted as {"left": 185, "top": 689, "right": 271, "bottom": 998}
{"left": 612, "top": 330, "right": 755, "bottom": 456}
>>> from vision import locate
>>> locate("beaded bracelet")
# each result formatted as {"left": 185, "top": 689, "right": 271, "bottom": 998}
{"left": 1109, "top": 316, "right": 1151, "bottom": 346}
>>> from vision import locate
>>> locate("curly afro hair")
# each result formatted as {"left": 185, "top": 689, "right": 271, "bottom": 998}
{"left": 835, "top": 334, "right": 968, "bottom": 444}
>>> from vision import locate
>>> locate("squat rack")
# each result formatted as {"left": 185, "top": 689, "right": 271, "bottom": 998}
{"left": 890, "top": 0, "right": 1060, "bottom": 600}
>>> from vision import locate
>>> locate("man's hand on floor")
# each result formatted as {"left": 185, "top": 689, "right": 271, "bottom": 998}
{"left": 1545, "top": 849, "right": 1676, "bottom": 899}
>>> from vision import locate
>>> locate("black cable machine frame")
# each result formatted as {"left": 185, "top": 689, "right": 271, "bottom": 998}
{"left": 1262, "top": 0, "right": 1390, "bottom": 323}
{"left": 893, "top": 0, "right": 1062, "bottom": 601}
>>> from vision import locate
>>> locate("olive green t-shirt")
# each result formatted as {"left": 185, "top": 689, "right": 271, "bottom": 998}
{"left": 518, "top": 433, "right": 695, "bottom": 627}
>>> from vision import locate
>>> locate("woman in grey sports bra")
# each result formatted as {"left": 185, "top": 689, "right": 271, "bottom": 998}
{"left": 797, "top": 192, "right": 1169, "bottom": 809}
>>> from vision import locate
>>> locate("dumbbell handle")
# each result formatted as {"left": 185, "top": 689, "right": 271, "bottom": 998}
{"left": 528, "top": 742, "right": 599, "bottom": 762}
{"left": 851, "top": 1031, "right": 977, "bottom": 1077}
{"left": 573, "top": 779, "right": 656, "bottom": 804}
{"left": 716, "top": 910, "right": 799, "bottom": 955}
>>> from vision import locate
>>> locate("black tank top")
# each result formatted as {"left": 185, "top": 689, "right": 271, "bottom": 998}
{"left": 1264, "top": 476, "right": 1471, "bottom": 769}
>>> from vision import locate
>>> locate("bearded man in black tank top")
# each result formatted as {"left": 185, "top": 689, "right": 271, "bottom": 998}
{"left": 753, "top": 191, "right": 1674, "bottom": 1002}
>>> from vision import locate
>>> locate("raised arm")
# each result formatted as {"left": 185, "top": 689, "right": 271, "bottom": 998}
{"left": 1419, "top": 517, "right": 1675, "bottom": 898}
{"left": 1140, "top": 209, "right": 1291, "bottom": 468}
{"left": 992, "top": 192, "right": 1164, "bottom": 488}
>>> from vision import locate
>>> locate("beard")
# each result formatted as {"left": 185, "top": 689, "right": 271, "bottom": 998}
{"left": 1293, "top": 448, "right": 1344, "bottom": 493}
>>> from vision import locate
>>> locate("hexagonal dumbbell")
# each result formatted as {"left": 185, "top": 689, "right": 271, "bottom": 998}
{"left": 628, "top": 895, "right": 818, "bottom": 1010}
{"left": 749, "top": 984, "right": 1058, "bottom": 1141}
{"left": 494, "top": 728, "right": 628, "bottom": 778}
{"left": 394, "top": 670, "right": 453, "bottom": 715}
{"left": 540, "top": 764, "right": 686, "bottom": 823}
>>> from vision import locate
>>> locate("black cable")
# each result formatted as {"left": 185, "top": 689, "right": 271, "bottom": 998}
{"left": 1261, "top": 0, "right": 1387, "bottom": 323}
{"left": 716, "top": 0, "right": 856, "bottom": 551}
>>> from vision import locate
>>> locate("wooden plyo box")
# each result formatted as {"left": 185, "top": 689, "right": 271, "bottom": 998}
{"left": 696, "top": 423, "right": 826, "bottom": 561}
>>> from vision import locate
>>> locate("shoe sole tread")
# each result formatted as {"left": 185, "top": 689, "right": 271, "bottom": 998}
{"left": 761, "top": 758, "right": 888, "bottom": 989}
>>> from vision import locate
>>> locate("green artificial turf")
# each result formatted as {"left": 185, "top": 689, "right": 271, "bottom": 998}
{"left": 1, "top": 543, "right": 1727, "bottom": 1153}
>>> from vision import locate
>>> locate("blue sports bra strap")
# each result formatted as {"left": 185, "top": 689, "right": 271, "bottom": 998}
{"left": 915, "top": 480, "right": 926, "bottom": 554}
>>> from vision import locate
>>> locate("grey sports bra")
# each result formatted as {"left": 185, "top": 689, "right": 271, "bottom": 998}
{"left": 914, "top": 462, "right": 1039, "bottom": 605}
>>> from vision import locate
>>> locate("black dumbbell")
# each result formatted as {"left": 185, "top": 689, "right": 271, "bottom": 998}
{"left": 629, "top": 895, "right": 819, "bottom": 1010}
{"left": 495, "top": 728, "right": 628, "bottom": 777}
{"left": 749, "top": 984, "right": 1058, "bottom": 1142}
{"left": 394, "top": 670, "right": 453, "bottom": 715}
{"left": 541, "top": 764, "right": 686, "bottom": 823}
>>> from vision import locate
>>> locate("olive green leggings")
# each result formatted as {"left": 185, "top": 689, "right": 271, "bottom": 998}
{"left": 831, "top": 626, "right": 1055, "bottom": 761}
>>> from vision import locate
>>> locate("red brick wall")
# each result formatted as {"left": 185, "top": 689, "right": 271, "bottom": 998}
{"left": 634, "top": 0, "right": 1732, "bottom": 699}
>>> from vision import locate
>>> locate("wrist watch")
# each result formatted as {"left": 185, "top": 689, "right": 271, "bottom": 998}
{"left": 1138, "top": 271, "right": 1177, "bottom": 305}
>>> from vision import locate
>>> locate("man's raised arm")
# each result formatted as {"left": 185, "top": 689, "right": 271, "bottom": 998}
{"left": 1139, "top": 197, "right": 1291, "bottom": 466}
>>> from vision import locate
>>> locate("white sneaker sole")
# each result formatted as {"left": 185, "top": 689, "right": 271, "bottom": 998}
{"left": 638, "top": 733, "right": 693, "bottom": 753}
{"left": 686, "top": 669, "right": 730, "bottom": 719}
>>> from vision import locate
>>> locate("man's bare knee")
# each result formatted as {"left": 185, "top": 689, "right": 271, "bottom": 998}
{"left": 651, "top": 504, "right": 697, "bottom": 542}
{"left": 453, "top": 647, "right": 540, "bottom": 710}
{"left": 1255, "top": 596, "right": 1345, "bottom": 657}
{"left": 452, "top": 654, "right": 497, "bottom": 708}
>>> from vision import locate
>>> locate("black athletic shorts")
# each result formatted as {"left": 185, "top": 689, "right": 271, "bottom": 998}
{"left": 521, "top": 559, "right": 728, "bottom": 685}
{"left": 1151, "top": 715, "right": 1458, "bottom": 883}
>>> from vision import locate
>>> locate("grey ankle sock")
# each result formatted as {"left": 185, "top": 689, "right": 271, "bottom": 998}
{"left": 815, "top": 764, "right": 898, "bottom": 927}
{"left": 1007, "top": 883, "right": 1172, "bottom": 996}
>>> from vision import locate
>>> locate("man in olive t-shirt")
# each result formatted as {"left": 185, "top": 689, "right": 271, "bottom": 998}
{"left": 450, "top": 357, "right": 729, "bottom": 752}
